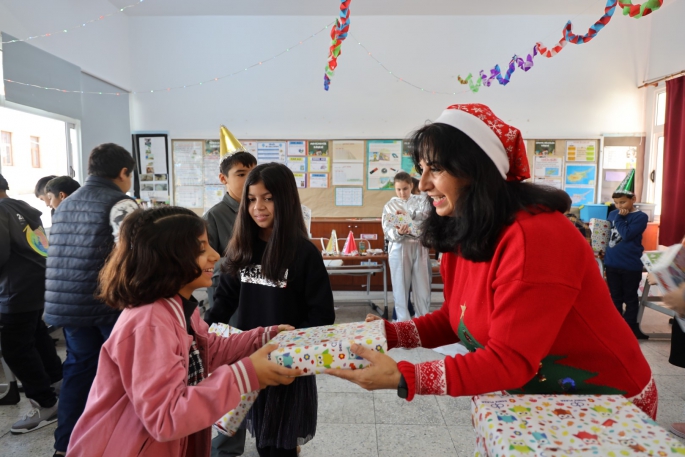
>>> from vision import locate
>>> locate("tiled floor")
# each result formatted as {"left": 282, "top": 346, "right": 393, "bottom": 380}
{"left": 1, "top": 294, "right": 683, "bottom": 456}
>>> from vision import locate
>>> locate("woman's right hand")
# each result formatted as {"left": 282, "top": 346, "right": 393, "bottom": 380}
{"left": 249, "top": 344, "right": 301, "bottom": 389}
{"left": 365, "top": 313, "right": 383, "bottom": 323}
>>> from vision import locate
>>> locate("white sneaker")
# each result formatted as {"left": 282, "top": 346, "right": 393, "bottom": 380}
{"left": 10, "top": 399, "right": 58, "bottom": 434}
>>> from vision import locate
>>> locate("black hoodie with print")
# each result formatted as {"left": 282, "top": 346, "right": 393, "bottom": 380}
{"left": 0, "top": 197, "right": 48, "bottom": 313}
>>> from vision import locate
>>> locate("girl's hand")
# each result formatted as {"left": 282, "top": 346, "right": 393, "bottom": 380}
{"left": 324, "top": 344, "right": 401, "bottom": 391}
{"left": 249, "top": 344, "right": 301, "bottom": 389}
{"left": 395, "top": 210, "right": 407, "bottom": 215}
{"left": 646, "top": 273, "right": 658, "bottom": 286}
{"left": 277, "top": 325, "right": 295, "bottom": 333}
{"left": 663, "top": 283, "right": 685, "bottom": 317}
{"left": 397, "top": 224, "right": 410, "bottom": 235}
{"left": 365, "top": 313, "right": 383, "bottom": 323}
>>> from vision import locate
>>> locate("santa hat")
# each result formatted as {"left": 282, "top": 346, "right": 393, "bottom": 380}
{"left": 433, "top": 104, "right": 530, "bottom": 181}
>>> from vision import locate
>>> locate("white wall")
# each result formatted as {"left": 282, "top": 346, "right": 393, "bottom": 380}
{"left": 645, "top": 0, "right": 685, "bottom": 82}
{"left": 0, "top": 0, "right": 132, "bottom": 89}
{"left": 128, "top": 14, "right": 651, "bottom": 140}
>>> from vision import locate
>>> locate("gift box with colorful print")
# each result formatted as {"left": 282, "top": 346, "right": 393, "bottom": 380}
{"left": 267, "top": 320, "right": 387, "bottom": 376}
{"left": 589, "top": 218, "right": 611, "bottom": 253}
{"left": 472, "top": 394, "right": 685, "bottom": 456}
{"left": 382, "top": 212, "right": 420, "bottom": 237}
{"left": 208, "top": 323, "right": 259, "bottom": 437}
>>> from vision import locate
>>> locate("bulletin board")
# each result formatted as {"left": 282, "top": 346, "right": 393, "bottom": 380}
{"left": 171, "top": 138, "right": 419, "bottom": 218}
{"left": 525, "top": 138, "right": 600, "bottom": 207}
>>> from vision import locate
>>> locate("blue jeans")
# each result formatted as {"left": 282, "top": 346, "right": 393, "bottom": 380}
{"left": 54, "top": 324, "right": 114, "bottom": 452}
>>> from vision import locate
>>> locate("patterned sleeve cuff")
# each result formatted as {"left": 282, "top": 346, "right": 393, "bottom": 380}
{"left": 263, "top": 326, "right": 279, "bottom": 345}
{"left": 397, "top": 360, "right": 448, "bottom": 401}
{"left": 397, "top": 361, "right": 417, "bottom": 401}
{"left": 229, "top": 358, "right": 260, "bottom": 395}
{"left": 387, "top": 320, "right": 422, "bottom": 349}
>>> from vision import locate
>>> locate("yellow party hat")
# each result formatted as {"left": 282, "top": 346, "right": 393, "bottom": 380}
{"left": 220, "top": 125, "right": 245, "bottom": 157}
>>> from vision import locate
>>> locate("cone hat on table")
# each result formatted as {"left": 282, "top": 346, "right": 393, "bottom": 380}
{"left": 342, "top": 231, "right": 357, "bottom": 255}
{"left": 220, "top": 125, "right": 246, "bottom": 158}
{"left": 325, "top": 230, "right": 339, "bottom": 255}
{"left": 614, "top": 168, "right": 636, "bottom": 196}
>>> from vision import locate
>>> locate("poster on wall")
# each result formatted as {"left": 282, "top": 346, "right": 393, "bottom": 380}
{"left": 534, "top": 177, "right": 563, "bottom": 189}
{"left": 602, "top": 146, "right": 637, "bottom": 170}
{"left": 332, "top": 163, "right": 364, "bottom": 185}
{"left": 566, "top": 140, "right": 596, "bottom": 162}
{"left": 401, "top": 139, "right": 419, "bottom": 177}
{"left": 309, "top": 156, "right": 330, "bottom": 172}
{"left": 308, "top": 141, "right": 329, "bottom": 157}
{"left": 565, "top": 164, "right": 597, "bottom": 186}
{"left": 335, "top": 187, "right": 363, "bottom": 206}
{"left": 309, "top": 173, "right": 329, "bottom": 188}
{"left": 204, "top": 140, "right": 221, "bottom": 185}
{"left": 139, "top": 173, "right": 170, "bottom": 202}
{"left": 204, "top": 185, "right": 225, "bottom": 210}
{"left": 534, "top": 140, "right": 556, "bottom": 156}
{"left": 286, "top": 156, "right": 307, "bottom": 173}
{"left": 138, "top": 136, "right": 168, "bottom": 175}
{"left": 287, "top": 141, "right": 307, "bottom": 157}
{"left": 565, "top": 186, "right": 596, "bottom": 207}
{"left": 293, "top": 173, "right": 307, "bottom": 188}
{"left": 172, "top": 141, "right": 203, "bottom": 186}
{"left": 367, "top": 140, "right": 402, "bottom": 190}
{"left": 175, "top": 186, "right": 204, "bottom": 208}
{"left": 332, "top": 140, "right": 364, "bottom": 162}
{"left": 241, "top": 141, "right": 259, "bottom": 157}
{"left": 534, "top": 157, "right": 562, "bottom": 178}
{"left": 257, "top": 142, "right": 286, "bottom": 165}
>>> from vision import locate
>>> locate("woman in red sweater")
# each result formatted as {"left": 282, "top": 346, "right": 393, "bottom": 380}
{"left": 327, "top": 104, "right": 657, "bottom": 419}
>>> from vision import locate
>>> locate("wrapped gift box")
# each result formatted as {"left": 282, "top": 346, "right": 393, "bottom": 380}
{"left": 472, "top": 394, "right": 685, "bottom": 456}
{"left": 267, "top": 320, "right": 387, "bottom": 376}
{"left": 208, "top": 323, "right": 259, "bottom": 437}
{"left": 589, "top": 218, "right": 611, "bottom": 253}
{"left": 382, "top": 212, "right": 420, "bottom": 237}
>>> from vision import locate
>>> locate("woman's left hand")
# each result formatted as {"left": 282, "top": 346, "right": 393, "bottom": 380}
{"left": 663, "top": 283, "right": 685, "bottom": 317}
{"left": 324, "top": 344, "right": 402, "bottom": 391}
{"left": 277, "top": 325, "right": 295, "bottom": 332}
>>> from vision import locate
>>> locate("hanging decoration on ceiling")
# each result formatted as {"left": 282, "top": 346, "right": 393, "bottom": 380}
{"left": 454, "top": 0, "right": 660, "bottom": 94}
{"left": 618, "top": 0, "right": 663, "bottom": 18}
{"left": 323, "top": 0, "right": 352, "bottom": 91}
{"left": 1, "top": 0, "right": 145, "bottom": 45}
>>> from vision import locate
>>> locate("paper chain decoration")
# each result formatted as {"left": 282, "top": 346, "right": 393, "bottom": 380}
{"left": 324, "top": 0, "right": 352, "bottom": 91}
{"left": 456, "top": 0, "right": 663, "bottom": 93}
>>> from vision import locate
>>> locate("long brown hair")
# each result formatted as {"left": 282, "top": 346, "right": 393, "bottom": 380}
{"left": 97, "top": 206, "right": 207, "bottom": 309}
{"left": 223, "top": 163, "right": 307, "bottom": 282}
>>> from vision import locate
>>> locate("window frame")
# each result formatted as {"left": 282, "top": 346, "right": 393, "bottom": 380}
{"left": 30, "top": 135, "right": 41, "bottom": 168}
{"left": 1, "top": 131, "right": 13, "bottom": 166}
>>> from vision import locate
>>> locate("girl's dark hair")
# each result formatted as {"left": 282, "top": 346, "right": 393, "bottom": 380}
{"left": 393, "top": 171, "right": 413, "bottom": 184}
{"left": 410, "top": 123, "right": 571, "bottom": 262}
{"left": 224, "top": 163, "right": 307, "bottom": 282}
{"left": 97, "top": 206, "right": 207, "bottom": 309}
{"left": 45, "top": 176, "right": 80, "bottom": 196}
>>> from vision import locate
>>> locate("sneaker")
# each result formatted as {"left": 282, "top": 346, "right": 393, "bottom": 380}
{"left": 10, "top": 399, "right": 58, "bottom": 434}
{"left": 670, "top": 422, "right": 685, "bottom": 439}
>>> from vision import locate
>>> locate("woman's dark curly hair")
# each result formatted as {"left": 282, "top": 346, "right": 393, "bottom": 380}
{"left": 410, "top": 123, "right": 570, "bottom": 262}
{"left": 97, "top": 206, "right": 208, "bottom": 309}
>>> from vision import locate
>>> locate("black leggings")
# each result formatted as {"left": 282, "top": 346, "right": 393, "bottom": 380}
{"left": 256, "top": 445, "right": 298, "bottom": 457}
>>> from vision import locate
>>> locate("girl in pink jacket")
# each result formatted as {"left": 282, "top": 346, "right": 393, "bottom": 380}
{"left": 67, "top": 207, "right": 300, "bottom": 457}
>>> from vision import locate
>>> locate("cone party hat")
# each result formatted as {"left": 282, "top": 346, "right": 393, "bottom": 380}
{"left": 220, "top": 125, "right": 246, "bottom": 157}
{"left": 342, "top": 231, "right": 357, "bottom": 255}
{"left": 325, "top": 230, "right": 339, "bottom": 254}
{"left": 614, "top": 168, "right": 635, "bottom": 196}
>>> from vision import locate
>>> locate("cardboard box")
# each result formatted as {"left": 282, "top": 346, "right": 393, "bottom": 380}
{"left": 267, "top": 320, "right": 387, "bottom": 376}
{"left": 472, "top": 394, "right": 685, "bottom": 456}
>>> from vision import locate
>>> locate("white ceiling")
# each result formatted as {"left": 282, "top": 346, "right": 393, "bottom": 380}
{"left": 107, "top": 0, "right": 609, "bottom": 16}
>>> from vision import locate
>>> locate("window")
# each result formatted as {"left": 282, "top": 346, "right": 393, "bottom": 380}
{"left": 647, "top": 90, "right": 666, "bottom": 217}
{"left": 655, "top": 91, "right": 667, "bottom": 126}
{"left": 1, "top": 131, "right": 12, "bottom": 166}
{"left": 30, "top": 136, "right": 41, "bottom": 168}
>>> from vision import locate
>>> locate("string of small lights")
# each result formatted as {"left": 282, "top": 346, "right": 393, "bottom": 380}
{"left": 2, "top": 22, "right": 334, "bottom": 96}
{"left": 1, "top": 0, "right": 146, "bottom": 45}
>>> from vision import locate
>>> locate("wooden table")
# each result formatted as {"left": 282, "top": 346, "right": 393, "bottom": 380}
{"left": 321, "top": 254, "right": 389, "bottom": 319}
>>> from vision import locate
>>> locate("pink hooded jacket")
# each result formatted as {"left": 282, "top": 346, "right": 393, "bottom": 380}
{"left": 67, "top": 296, "right": 276, "bottom": 457}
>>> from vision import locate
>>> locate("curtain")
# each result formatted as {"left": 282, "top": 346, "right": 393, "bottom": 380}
{"left": 661, "top": 76, "right": 685, "bottom": 245}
